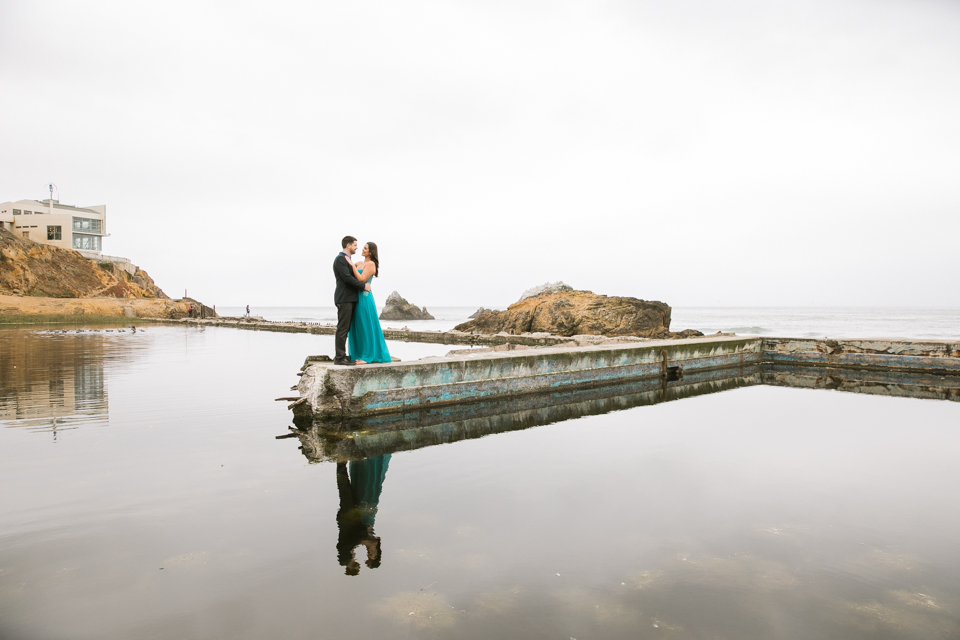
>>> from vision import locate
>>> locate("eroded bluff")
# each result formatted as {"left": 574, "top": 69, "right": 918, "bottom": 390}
{"left": 0, "top": 229, "right": 166, "bottom": 299}
{"left": 454, "top": 290, "right": 702, "bottom": 339}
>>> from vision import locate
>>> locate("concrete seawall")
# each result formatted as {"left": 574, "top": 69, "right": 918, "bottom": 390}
{"left": 147, "top": 316, "right": 631, "bottom": 347}
{"left": 292, "top": 336, "right": 960, "bottom": 420}
{"left": 288, "top": 363, "right": 960, "bottom": 463}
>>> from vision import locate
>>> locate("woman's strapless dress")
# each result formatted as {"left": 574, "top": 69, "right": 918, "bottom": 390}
{"left": 349, "top": 270, "right": 392, "bottom": 364}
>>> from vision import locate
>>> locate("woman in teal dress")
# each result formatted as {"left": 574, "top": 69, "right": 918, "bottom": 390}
{"left": 347, "top": 242, "right": 392, "bottom": 364}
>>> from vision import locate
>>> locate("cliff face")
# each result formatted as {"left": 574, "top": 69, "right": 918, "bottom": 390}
{"left": 455, "top": 289, "right": 702, "bottom": 339}
{"left": 0, "top": 229, "right": 167, "bottom": 299}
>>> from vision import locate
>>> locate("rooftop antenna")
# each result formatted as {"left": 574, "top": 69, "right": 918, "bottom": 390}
{"left": 44, "top": 183, "right": 58, "bottom": 214}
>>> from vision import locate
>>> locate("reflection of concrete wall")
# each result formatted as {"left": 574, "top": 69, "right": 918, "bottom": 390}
{"left": 295, "top": 366, "right": 763, "bottom": 463}
{"left": 297, "top": 337, "right": 764, "bottom": 419}
{"left": 0, "top": 335, "right": 108, "bottom": 426}
{"left": 292, "top": 362, "right": 960, "bottom": 464}
{"left": 295, "top": 337, "right": 960, "bottom": 420}
{"left": 761, "top": 365, "right": 960, "bottom": 403}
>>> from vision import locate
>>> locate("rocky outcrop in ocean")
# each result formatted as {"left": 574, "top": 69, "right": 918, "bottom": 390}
{"left": 379, "top": 291, "right": 435, "bottom": 321}
{"left": 468, "top": 307, "right": 497, "bottom": 319}
{"left": 455, "top": 288, "right": 703, "bottom": 339}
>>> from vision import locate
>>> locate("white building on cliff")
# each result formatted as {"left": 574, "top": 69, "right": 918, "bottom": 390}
{"left": 0, "top": 198, "right": 107, "bottom": 257}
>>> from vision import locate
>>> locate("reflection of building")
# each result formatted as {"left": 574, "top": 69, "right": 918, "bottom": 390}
{"left": 0, "top": 335, "right": 109, "bottom": 434}
{"left": 0, "top": 198, "right": 107, "bottom": 256}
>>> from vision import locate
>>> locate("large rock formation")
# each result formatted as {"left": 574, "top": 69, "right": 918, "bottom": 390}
{"left": 454, "top": 289, "right": 703, "bottom": 339}
{"left": 379, "top": 291, "right": 435, "bottom": 321}
{"left": 0, "top": 229, "right": 167, "bottom": 299}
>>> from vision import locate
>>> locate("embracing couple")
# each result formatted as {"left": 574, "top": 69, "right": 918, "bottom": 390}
{"left": 333, "top": 236, "right": 392, "bottom": 366}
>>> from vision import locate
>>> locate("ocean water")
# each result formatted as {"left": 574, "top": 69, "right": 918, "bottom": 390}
{"left": 672, "top": 306, "right": 960, "bottom": 340}
{"left": 1, "top": 325, "right": 959, "bottom": 639}
{"left": 218, "top": 306, "right": 960, "bottom": 340}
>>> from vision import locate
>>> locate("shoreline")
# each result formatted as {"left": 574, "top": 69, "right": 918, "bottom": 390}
{"left": 0, "top": 315, "right": 172, "bottom": 326}
{"left": 293, "top": 336, "right": 960, "bottom": 420}
{"left": 0, "top": 294, "right": 209, "bottom": 323}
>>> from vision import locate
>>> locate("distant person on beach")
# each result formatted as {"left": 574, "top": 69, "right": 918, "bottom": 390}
{"left": 333, "top": 236, "right": 371, "bottom": 366}
{"left": 245, "top": 305, "right": 250, "bottom": 317}
{"left": 345, "top": 242, "right": 392, "bottom": 364}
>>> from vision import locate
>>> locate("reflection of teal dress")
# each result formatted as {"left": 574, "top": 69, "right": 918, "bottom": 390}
{"left": 348, "top": 454, "right": 391, "bottom": 527}
{"left": 349, "top": 270, "right": 392, "bottom": 363}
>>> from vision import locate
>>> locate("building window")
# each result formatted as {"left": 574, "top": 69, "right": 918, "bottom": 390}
{"left": 22, "top": 232, "right": 29, "bottom": 238}
{"left": 24, "top": 210, "right": 32, "bottom": 215}
{"left": 72, "top": 217, "right": 102, "bottom": 234}
{"left": 13, "top": 209, "right": 20, "bottom": 215}
{"left": 47, "top": 225, "right": 62, "bottom": 240}
{"left": 73, "top": 234, "right": 101, "bottom": 251}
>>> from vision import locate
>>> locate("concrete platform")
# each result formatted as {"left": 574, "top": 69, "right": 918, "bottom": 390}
{"left": 288, "top": 362, "right": 960, "bottom": 463}
{"left": 292, "top": 336, "right": 960, "bottom": 421}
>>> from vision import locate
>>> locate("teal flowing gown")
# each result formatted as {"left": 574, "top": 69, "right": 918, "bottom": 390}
{"left": 349, "top": 270, "right": 392, "bottom": 363}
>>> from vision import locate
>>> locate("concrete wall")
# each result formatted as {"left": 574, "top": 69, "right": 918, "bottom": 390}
{"left": 91, "top": 253, "right": 137, "bottom": 276}
{"left": 294, "top": 366, "right": 764, "bottom": 462}
{"left": 291, "top": 361, "right": 960, "bottom": 462}
{"left": 157, "top": 317, "right": 584, "bottom": 346}
{"left": 294, "top": 336, "right": 960, "bottom": 420}
{"left": 296, "top": 336, "right": 763, "bottom": 418}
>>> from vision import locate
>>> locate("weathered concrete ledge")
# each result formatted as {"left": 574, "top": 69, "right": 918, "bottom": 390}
{"left": 146, "top": 316, "right": 615, "bottom": 346}
{"left": 292, "top": 336, "right": 960, "bottom": 420}
{"left": 289, "top": 363, "right": 960, "bottom": 463}
{"left": 292, "top": 366, "right": 763, "bottom": 462}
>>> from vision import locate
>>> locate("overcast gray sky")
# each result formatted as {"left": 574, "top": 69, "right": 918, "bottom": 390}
{"left": 2, "top": 0, "right": 958, "bottom": 308}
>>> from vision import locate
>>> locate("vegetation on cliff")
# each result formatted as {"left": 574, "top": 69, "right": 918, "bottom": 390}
{"left": 0, "top": 229, "right": 166, "bottom": 299}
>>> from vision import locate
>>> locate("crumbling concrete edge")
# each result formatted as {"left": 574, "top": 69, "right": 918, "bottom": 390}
{"left": 295, "top": 336, "right": 960, "bottom": 419}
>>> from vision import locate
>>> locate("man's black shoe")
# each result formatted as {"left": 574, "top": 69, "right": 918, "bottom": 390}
{"left": 334, "top": 359, "right": 357, "bottom": 366}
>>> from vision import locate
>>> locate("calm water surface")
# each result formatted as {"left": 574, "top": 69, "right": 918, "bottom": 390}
{"left": 1, "top": 326, "right": 959, "bottom": 639}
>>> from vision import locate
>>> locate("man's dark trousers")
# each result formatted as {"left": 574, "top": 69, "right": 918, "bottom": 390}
{"left": 335, "top": 302, "right": 355, "bottom": 362}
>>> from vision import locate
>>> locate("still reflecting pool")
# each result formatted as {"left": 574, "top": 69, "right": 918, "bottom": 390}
{"left": 1, "top": 326, "right": 959, "bottom": 639}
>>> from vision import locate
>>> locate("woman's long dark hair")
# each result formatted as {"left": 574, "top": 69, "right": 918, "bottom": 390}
{"left": 366, "top": 242, "right": 380, "bottom": 278}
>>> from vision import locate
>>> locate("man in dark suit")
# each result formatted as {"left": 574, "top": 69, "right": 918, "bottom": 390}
{"left": 334, "top": 235, "right": 370, "bottom": 365}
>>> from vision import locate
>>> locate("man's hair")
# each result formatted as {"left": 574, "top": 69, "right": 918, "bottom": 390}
{"left": 341, "top": 235, "right": 357, "bottom": 249}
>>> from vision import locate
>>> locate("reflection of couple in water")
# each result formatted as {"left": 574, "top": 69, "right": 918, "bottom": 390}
{"left": 336, "top": 454, "right": 391, "bottom": 575}
{"left": 332, "top": 235, "right": 392, "bottom": 366}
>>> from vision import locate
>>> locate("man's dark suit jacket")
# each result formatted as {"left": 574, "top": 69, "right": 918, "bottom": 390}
{"left": 334, "top": 253, "right": 366, "bottom": 304}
